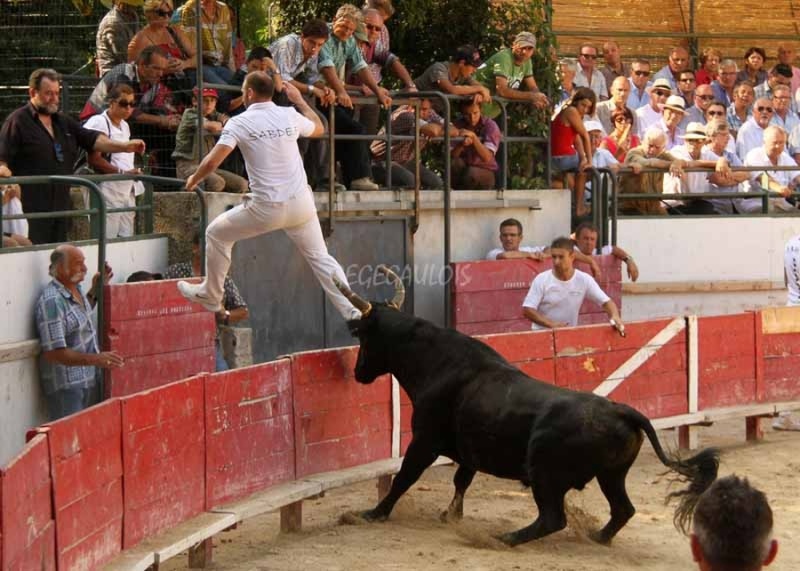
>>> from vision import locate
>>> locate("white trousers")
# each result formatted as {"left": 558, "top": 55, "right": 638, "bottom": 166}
{"left": 201, "top": 188, "right": 360, "bottom": 321}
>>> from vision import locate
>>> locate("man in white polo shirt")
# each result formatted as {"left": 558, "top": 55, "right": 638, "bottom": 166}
{"left": 774, "top": 233, "right": 800, "bottom": 431}
{"left": 522, "top": 236, "right": 624, "bottom": 332}
{"left": 177, "top": 71, "right": 361, "bottom": 322}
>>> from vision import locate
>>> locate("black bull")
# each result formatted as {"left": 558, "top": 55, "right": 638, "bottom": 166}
{"left": 335, "top": 269, "right": 719, "bottom": 546}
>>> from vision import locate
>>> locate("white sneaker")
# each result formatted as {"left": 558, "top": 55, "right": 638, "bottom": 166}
{"left": 177, "top": 281, "right": 222, "bottom": 312}
{"left": 772, "top": 414, "right": 800, "bottom": 431}
{"left": 350, "top": 177, "right": 379, "bottom": 191}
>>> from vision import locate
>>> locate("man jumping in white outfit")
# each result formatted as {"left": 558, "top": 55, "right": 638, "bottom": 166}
{"left": 774, "top": 233, "right": 800, "bottom": 431}
{"left": 177, "top": 71, "right": 362, "bottom": 322}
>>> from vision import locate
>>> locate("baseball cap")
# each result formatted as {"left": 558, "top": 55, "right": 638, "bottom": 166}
{"left": 584, "top": 119, "right": 606, "bottom": 135}
{"left": 194, "top": 87, "right": 219, "bottom": 99}
{"left": 354, "top": 23, "right": 368, "bottom": 42}
{"left": 453, "top": 44, "right": 483, "bottom": 68}
{"left": 513, "top": 32, "right": 537, "bottom": 49}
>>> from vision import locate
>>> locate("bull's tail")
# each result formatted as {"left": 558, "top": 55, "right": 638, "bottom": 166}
{"left": 622, "top": 406, "right": 720, "bottom": 534}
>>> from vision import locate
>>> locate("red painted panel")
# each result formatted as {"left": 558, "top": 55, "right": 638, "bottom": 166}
{"left": 452, "top": 290, "right": 528, "bottom": 323}
{"left": 45, "top": 400, "right": 123, "bottom": 570}
{"left": 205, "top": 361, "right": 296, "bottom": 508}
{"left": 451, "top": 259, "right": 545, "bottom": 292}
{"left": 121, "top": 378, "right": 205, "bottom": 548}
{"left": 455, "top": 319, "right": 530, "bottom": 335}
{"left": 698, "top": 314, "right": 757, "bottom": 409}
{"left": 105, "top": 347, "right": 215, "bottom": 398}
{"left": 763, "top": 330, "right": 800, "bottom": 401}
{"left": 104, "top": 312, "right": 216, "bottom": 358}
{"left": 291, "top": 348, "right": 392, "bottom": 477}
{"left": 103, "top": 278, "right": 205, "bottom": 322}
{"left": 479, "top": 330, "right": 554, "bottom": 362}
{"left": 0, "top": 434, "right": 55, "bottom": 570}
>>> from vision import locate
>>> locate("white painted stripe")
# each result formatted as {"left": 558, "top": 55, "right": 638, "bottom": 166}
{"left": 593, "top": 317, "right": 686, "bottom": 397}
{"left": 391, "top": 376, "right": 400, "bottom": 458}
{"left": 688, "top": 315, "right": 699, "bottom": 413}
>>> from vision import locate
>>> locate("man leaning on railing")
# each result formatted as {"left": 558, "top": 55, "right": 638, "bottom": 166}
{"left": 0, "top": 68, "right": 145, "bottom": 245}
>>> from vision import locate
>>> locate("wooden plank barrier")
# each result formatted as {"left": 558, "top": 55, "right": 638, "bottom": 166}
{"left": 290, "top": 347, "right": 393, "bottom": 477}
{"left": 697, "top": 313, "right": 757, "bottom": 410}
{"left": 205, "top": 360, "right": 296, "bottom": 509}
{"left": 0, "top": 434, "right": 55, "bottom": 570}
{"left": 450, "top": 257, "right": 622, "bottom": 335}
{"left": 120, "top": 377, "right": 206, "bottom": 548}
{"left": 103, "top": 279, "right": 216, "bottom": 397}
{"left": 41, "top": 400, "right": 124, "bottom": 571}
{"left": 759, "top": 307, "right": 800, "bottom": 403}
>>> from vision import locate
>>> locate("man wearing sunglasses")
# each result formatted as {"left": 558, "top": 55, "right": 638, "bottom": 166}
{"left": 635, "top": 77, "right": 672, "bottom": 138}
{"left": 573, "top": 43, "right": 608, "bottom": 101}
{"left": 627, "top": 59, "right": 652, "bottom": 110}
{"left": 0, "top": 68, "right": 145, "bottom": 245}
{"left": 754, "top": 64, "right": 796, "bottom": 113}
{"left": 686, "top": 84, "right": 717, "bottom": 124}
{"left": 736, "top": 97, "right": 774, "bottom": 160}
{"left": 741, "top": 125, "right": 800, "bottom": 213}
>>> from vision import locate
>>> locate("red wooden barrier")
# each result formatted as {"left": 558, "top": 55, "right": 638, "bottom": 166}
{"left": 0, "top": 434, "right": 55, "bottom": 570}
{"left": 205, "top": 361, "right": 295, "bottom": 508}
{"left": 44, "top": 400, "right": 123, "bottom": 570}
{"left": 450, "top": 257, "right": 622, "bottom": 335}
{"left": 480, "top": 330, "right": 556, "bottom": 382}
{"left": 103, "top": 279, "right": 216, "bottom": 397}
{"left": 120, "top": 378, "right": 206, "bottom": 548}
{"left": 759, "top": 307, "right": 800, "bottom": 402}
{"left": 553, "top": 319, "right": 688, "bottom": 418}
{"left": 698, "top": 313, "right": 757, "bottom": 409}
{"left": 291, "top": 348, "right": 392, "bottom": 477}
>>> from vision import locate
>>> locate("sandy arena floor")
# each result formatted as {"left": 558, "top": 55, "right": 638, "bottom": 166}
{"left": 163, "top": 419, "right": 800, "bottom": 571}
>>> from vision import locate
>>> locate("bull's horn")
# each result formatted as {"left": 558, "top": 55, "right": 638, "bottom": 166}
{"left": 332, "top": 273, "right": 372, "bottom": 315}
{"left": 377, "top": 265, "right": 405, "bottom": 309}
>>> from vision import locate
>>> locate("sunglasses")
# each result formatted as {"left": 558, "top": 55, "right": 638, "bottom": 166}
{"left": 614, "top": 116, "right": 632, "bottom": 123}
{"left": 364, "top": 23, "right": 382, "bottom": 31}
{"left": 679, "top": 77, "right": 696, "bottom": 83}
{"left": 706, "top": 110, "right": 725, "bottom": 116}
{"left": 115, "top": 100, "right": 135, "bottom": 108}
{"left": 653, "top": 90, "right": 670, "bottom": 97}
{"left": 580, "top": 53, "right": 597, "bottom": 59}
{"left": 154, "top": 9, "right": 173, "bottom": 16}
{"left": 757, "top": 106, "right": 774, "bottom": 112}
{"left": 633, "top": 70, "right": 651, "bottom": 76}
{"left": 54, "top": 142, "right": 64, "bottom": 163}
{"left": 697, "top": 94, "right": 715, "bottom": 101}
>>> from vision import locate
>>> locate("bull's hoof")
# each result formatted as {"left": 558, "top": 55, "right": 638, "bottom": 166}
{"left": 495, "top": 531, "right": 522, "bottom": 547}
{"left": 362, "top": 508, "right": 389, "bottom": 522}
{"left": 439, "top": 508, "right": 463, "bottom": 523}
{"left": 339, "top": 509, "right": 386, "bottom": 525}
{"left": 588, "top": 530, "right": 612, "bottom": 545}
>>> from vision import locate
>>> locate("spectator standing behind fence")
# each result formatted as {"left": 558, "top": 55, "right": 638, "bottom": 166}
{"left": 704, "top": 120, "right": 749, "bottom": 215}
{"left": 1, "top": 184, "right": 31, "bottom": 247}
{"left": 711, "top": 59, "right": 738, "bottom": 108}
{"left": 164, "top": 232, "right": 248, "bottom": 371}
{"left": 600, "top": 40, "right": 630, "bottom": 90}
{"left": 653, "top": 46, "right": 690, "bottom": 92}
{"left": 522, "top": 236, "right": 623, "bottom": 332}
{"left": 317, "top": 4, "right": 391, "bottom": 191}
{"left": 227, "top": 46, "right": 281, "bottom": 115}
{"left": 574, "top": 222, "right": 639, "bottom": 282}
{"left": 84, "top": 84, "right": 145, "bottom": 238}
{"left": 34, "top": 245, "right": 124, "bottom": 420}
{"left": 0, "top": 69, "right": 145, "bottom": 245}
{"left": 96, "top": 0, "right": 141, "bottom": 77}
{"left": 172, "top": 87, "right": 248, "bottom": 193}
{"left": 179, "top": 0, "right": 236, "bottom": 86}
{"left": 558, "top": 58, "right": 577, "bottom": 104}
{"left": 451, "top": 100, "right": 501, "bottom": 190}
{"left": 370, "top": 98, "right": 455, "bottom": 189}
{"left": 619, "top": 128, "right": 681, "bottom": 215}
{"left": 413, "top": 45, "right": 491, "bottom": 110}
{"left": 550, "top": 87, "right": 594, "bottom": 218}
{"left": 348, "top": 8, "right": 416, "bottom": 135}
{"left": 574, "top": 43, "right": 607, "bottom": 101}
{"left": 727, "top": 82, "right": 754, "bottom": 138}
{"left": 473, "top": 31, "right": 549, "bottom": 120}
{"left": 741, "top": 125, "right": 800, "bottom": 213}
{"left": 694, "top": 47, "right": 722, "bottom": 86}
{"left": 627, "top": 59, "right": 652, "bottom": 110}
{"left": 737, "top": 47, "right": 768, "bottom": 87}
{"left": 691, "top": 475, "right": 778, "bottom": 571}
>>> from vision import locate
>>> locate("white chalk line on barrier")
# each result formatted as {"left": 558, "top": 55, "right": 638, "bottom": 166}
{"left": 593, "top": 317, "right": 686, "bottom": 398}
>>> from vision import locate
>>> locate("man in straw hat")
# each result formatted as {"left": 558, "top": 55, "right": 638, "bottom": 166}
{"left": 635, "top": 77, "right": 672, "bottom": 137}
{"left": 473, "top": 31, "right": 549, "bottom": 119}
{"left": 96, "top": 0, "right": 142, "bottom": 77}
{"left": 651, "top": 94, "right": 688, "bottom": 150}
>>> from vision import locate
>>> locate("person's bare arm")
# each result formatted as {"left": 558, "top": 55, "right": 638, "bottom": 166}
{"left": 573, "top": 249, "right": 602, "bottom": 279}
{"left": 320, "top": 66, "right": 352, "bottom": 108}
{"left": 185, "top": 143, "right": 235, "bottom": 191}
{"left": 93, "top": 134, "right": 145, "bottom": 155}
{"left": 522, "top": 307, "right": 568, "bottom": 329}
{"left": 437, "top": 77, "right": 490, "bottom": 100}
{"left": 496, "top": 250, "right": 545, "bottom": 260}
{"left": 216, "top": 306, "right": 249, "bottom": 325}
{"left": 389, "top": 59, "right": 415, "bottom": 89}
{"left": 285, "top": 83, "right": 324, "bottom": 137}
{"left": 42, "top": 348, "right": 124, "bottom": 368}
{"left": 356, "top": 67, "right": 392, "bottom": 108}
{"left": 610, "top": 246, "right": 639, "bottom": 282}
{"left": 603, "top": 300, "right": 625, "bottom": 334}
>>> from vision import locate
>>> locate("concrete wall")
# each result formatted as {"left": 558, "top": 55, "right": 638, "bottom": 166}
{"left": 0, "top": 237, "right": 168, "bottom": 466}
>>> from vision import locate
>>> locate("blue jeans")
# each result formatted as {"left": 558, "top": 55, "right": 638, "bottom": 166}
{"left": 46, "top": 384, "right": 100, "bottom": 421}
{"left": 215, "top": 340, "right": 229, "bottom": 372}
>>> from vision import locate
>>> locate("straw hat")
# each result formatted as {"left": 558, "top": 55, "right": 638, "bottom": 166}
{"left": 660, "top": 95, "right": 688, "bottom": 114}
{"left": 681, "top": 122, "right": 708, "bottom": 140}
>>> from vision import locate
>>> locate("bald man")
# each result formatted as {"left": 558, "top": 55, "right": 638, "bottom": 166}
{"left": 595, "top": 76, "right": 636, "bottom": 134}
{"left": 34, "top": 245, "right": 123, "bottom": 420}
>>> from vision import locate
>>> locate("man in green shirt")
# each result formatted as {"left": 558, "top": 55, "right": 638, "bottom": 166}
{"left": 474, "top": 31, "right": 549, "bottom": 119}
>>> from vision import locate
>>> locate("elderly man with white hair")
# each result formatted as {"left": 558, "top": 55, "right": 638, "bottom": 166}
{"left": 635, "top": 77, "right": 672, "bottom": 138}
{"left": 740, "top": 125, "right": 800, "bottom": 213}
{"left": 558, "top": 58, "right": 577, "bottom": 104}
{"left": 704, "top": 120, "right": 750, "bottom": 214}
{"left": 736, "top": 97, "right": 775, "bottom": 160}
{"left": 710, "top": 59, "right": 738, "bottom": 108}
{"left": 595, "top": 76, "right": 636, "bottom": 135}
{"left": 619, "top": 127, "right": 680, "bottom": 215}
{"left": 651, "top": 94, "right": 688, "bottom": 150}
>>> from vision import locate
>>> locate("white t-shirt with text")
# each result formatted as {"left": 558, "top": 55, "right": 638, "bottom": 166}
{"left": 785, "top": 234, "right": 800, "bottom": 306}
{"left": 217, "top": 101, "right": 315, "bottom": 201}
{"left": 522, "top": 269, "right": 610, "bottom": 330}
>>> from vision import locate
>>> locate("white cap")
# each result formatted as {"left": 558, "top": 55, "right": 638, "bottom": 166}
{"left": 584, "top": 119, "right": 606, "bottom": 135}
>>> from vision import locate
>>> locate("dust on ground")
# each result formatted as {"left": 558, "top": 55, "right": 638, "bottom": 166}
{"left": 163, "top": 419, "right": 800, "bottom": 571}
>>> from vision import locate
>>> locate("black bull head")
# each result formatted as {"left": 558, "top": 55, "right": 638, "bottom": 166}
{"left": 332, "top": 267, "right": 719, "bottom": 546}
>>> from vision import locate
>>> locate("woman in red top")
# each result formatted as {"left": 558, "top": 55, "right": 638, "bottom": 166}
{"left": 550, "top": 86, "right": 595, "bottom": 218}
{"left": 601, "top": 107, "right": 640, "bottom": 161}
{"left": 695, "top": 47, "right": 722, "bottom": 85}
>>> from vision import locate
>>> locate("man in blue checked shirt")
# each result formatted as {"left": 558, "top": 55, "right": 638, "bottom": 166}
{"left": 34, "top": 244, "right": 124, "bottom": 420}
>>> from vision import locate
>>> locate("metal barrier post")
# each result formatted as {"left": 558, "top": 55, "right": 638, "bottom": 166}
{"left": 193, "top": 188, "right": 208, "bottom": 276}
{"left": 499, "top": 100, "right": 509, "bottom": 190}
{"left": 325, "top": 103, "right": 336, "bottom": 237}
{"left": 411, "top": 99, "right": 420, "bottom": 233}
